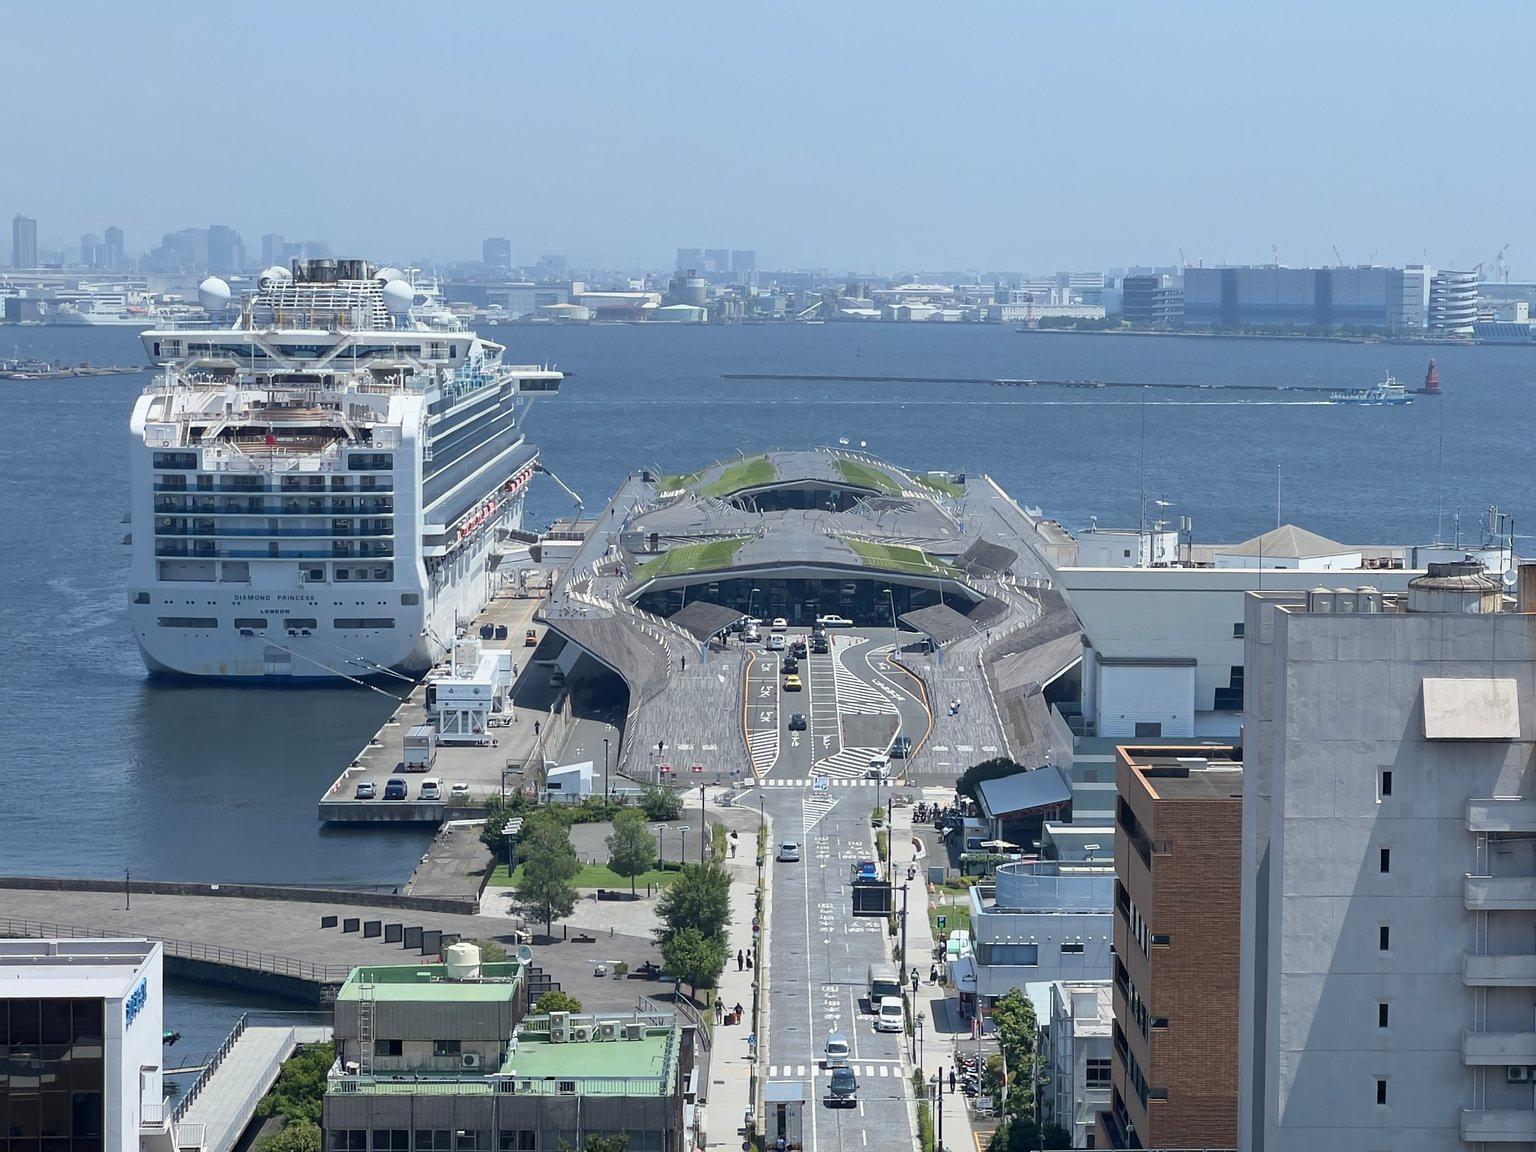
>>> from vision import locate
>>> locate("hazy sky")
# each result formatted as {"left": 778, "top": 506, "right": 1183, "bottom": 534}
{"left": 5, "top": 2, "right": 1532, "bottom": 274}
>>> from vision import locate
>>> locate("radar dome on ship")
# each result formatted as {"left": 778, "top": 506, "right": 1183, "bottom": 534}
{"left": 258, "top": 265, "right": 293, "bottom": 288}
{"left": 374, "top": 266, "right": 404, "bottom": 284}
{"left": 382, "top": 279, "right": 415, "bottom": 315}
{"left": 197, "top": 277, "right": 231, "bottom": 311}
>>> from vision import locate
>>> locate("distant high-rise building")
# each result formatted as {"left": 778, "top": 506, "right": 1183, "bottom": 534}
{"left": 676, "top": 248, "right": 703, "bottom": 272}
{"left": 482, "top": 237, "right": 512, "bottom": 275}
{"left": 12, "top": 214, "right": 37, "bottom": 269}
{"left": 1121, "top": 275, "right": 1183, "bottom": 329}
{"left": 731, "top": 250, "right": 757, "bottom": 274}
{"left": 261, "top": 232, "right": 285, "bottom": 268}
{"left": 1429, "top": 269, "right": 1478, "bottom": 334}
{"left": 206, "top": 225, "right": 245, "bottom": 275}
{"left": 103, "top": 226, "right": 124, "bottom": 271}
{"left": 705, "top": 248, "right": 731, "bottom": 274}
{"left": 80, "top": 233, "right": 100, "bottom": 268}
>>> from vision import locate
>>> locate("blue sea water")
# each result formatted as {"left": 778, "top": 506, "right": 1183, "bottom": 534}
{"left": 0, "top": 322, "right": 1527, "bottom": 883}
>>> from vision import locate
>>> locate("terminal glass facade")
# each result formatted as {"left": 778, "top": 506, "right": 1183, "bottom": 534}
{"left": 0, "top": 997, "right": 106, "bottom": 1152}
{"left": 636, "top": 575, "right": 971, "bottom": 626}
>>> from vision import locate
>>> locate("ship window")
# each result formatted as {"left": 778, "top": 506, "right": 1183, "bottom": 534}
{"left": 157, "top": 617, "right": 217, "bottom": 628}
{"left": 335, "top": 618, "right": 395, "bottom": 630}
{"left": 132, "top": 593, "right": 150, "bottom": 605}
{"left": 336, "top": 569, "right": 350, "bottom": 581}
{"left": 401, "top": 593, "right": 420, "bottom": 606}
{"left": 305, "top": 569, "right": 326, "bottom": 582}
{"left": 153, "top": 451, "right": 197, "bottom": 470}
{"left": 284, "top": 618, "right": 318, "bottom": 631}
{"left": 234, "top": 618, "right": 268, "bottom": 630}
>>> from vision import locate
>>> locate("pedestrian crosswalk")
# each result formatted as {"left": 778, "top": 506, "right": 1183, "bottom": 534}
{"left": 754, "top": 777, "right": 888, "bottom": 788}
{"left": 814, "top": 745, "right": 885, "bottom": 778}
{"left": 767, "top": 1063, "right": 902, "bottom": 1078}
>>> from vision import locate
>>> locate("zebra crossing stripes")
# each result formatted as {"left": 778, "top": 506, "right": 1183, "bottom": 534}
{"left": 814, "top": 745, "right": 885, "bottom": 778}
{"left": 802, "top": 795, "right": 838, "bottom": 835}
{"left": 746, "top": 730, "right": 778, "bottom": 777}
{"left": 766, "top": 1064, "right": 899, "bottom": 1078}
{"left": 759, "top": 777, "right": 884, "bottom": 788}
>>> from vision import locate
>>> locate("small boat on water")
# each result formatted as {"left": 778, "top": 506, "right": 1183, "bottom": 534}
{"left": 1330, "top": 372, "right": 1413, "bottom": 405}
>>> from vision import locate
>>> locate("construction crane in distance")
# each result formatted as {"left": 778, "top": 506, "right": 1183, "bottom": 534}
{"left": 1331, "top": 244, "right": 1345, "bottom": 268}
{"left": 1490, "top": 243, "right": 1511, "bottom": 283}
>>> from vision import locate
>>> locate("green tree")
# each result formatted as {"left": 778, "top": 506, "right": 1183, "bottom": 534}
{"left": 640, "top": 783, "right": 683, "bottom": 822}
{"left": 654, "top": 862, "right": 731, "bottom": 946}
{"left": 955, "top": 757, "right": 1025, "bottom": 806}
{"left": 710, "top": 820, "right": 729, "bottom": 863}
{"left": 557, "top": 1134, "right": 630, "bottom": 1152}
{"left": 534, "top": 989, "right": 583, "bottom": 1014}
{"left": 606, "top": 809, "right": 657, "bottom": 894}
{"left": 991, "top": 987, "right": 1038, "bottom": 1082}
{"left": 252, "top": 1043, "right": 333, "bottom": 1126}
{"left": 255, "top": 1119, "right": 322, "bottom": 1152}
{"left": 659, "top": 925, "right": 728, "bottom": 996}
{"left": 513, "top": 815, "right": 581, "bottom": 935}
{"left": 479, "top": 794, "right": 531, "bottom": 860}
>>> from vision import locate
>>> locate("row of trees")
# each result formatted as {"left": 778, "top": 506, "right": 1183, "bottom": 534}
{"left": 654, "top": 860, "right": 731, "bottom": 997}
{"left": 986, "top": 989, "right": 1071, "bottom": 1152}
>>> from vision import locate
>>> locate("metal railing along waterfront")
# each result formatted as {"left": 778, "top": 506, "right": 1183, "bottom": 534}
{"left": 172, "top": 1012, "right": 248, "bottom": 1120}
{"left": 0, "top": 918, "right": 353, "bottom": 984}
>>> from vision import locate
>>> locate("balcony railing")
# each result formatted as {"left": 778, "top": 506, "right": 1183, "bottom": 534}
{"left": 1465, "top": 875, "right": 1536, "bottom": 910}
{"left": 1465, "top": 953, "right": 1536, "bottom": 986}
{"left": 1464, "top": 1032, "right": 1536, "bottom": 1064}
{"left": 1469, "top": 798, "right": 1536, "bottom": 833}
{"left": 1462, "top": 1109, "right": 1536, "bottom": 1142}
{"left": 153, "top": 526, "right": 393, "bottom": 539}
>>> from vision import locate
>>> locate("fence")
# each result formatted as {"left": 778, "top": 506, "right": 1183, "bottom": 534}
{"left": 171, "top": 1012, "right": 248, "bottom": 1120}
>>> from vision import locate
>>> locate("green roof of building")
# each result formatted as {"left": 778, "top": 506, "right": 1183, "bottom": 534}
{"left": 336, "top": 963, "right": 523, "bottom": 1003}
{"left": 503, "top": 1018, "right": 679, "bottom": 1094}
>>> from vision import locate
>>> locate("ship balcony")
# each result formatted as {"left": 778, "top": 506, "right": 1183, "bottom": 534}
{"left": 1466, "top": 875, "right": 1536, "bottom": 910}
{"left": 152, "top": 525, "right": 393, "bottom": 539}
{"left": 1464, "top": 1032, "right": 1536, "bottom": 1064}
{"left": 153, "top": 500, "right": 394, "bottom": 516}
{"left": 1469, "top": 799, "right": 1536, "bottom": 833}
{"left": 1465, "top": 954, "right": 1536, "bottom": 986}
{"left": 155, "top": 543, "right": 392, "bottom": 560}
{"left": 1462, "top": 1109, "right": 1536, "bottom": 1142}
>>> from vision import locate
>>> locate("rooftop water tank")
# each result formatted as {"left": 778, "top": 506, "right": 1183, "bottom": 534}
{"left": 444, "top": 941, "right": 482, "bottom": 981}
{"left": 1406, "top": 560, "right": 1503, "bottom": 614}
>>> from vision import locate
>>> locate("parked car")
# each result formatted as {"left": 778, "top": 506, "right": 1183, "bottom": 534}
{"left": 354, "top": 781, "right": 376, "bottom": 800}
{"left": 383, "top": 778, "right": 408, "bottom": 801}
{"left": 770, "top": 617, "right": 788, "bottom": 631}
{"left": 890, "top": 736, "right": 914, "bottom": 759}
{"left": 777, "top": 841, "right": 801, "bottom": 862}
{"left": 788, "top": 712, "right": 808, "bottom": 731}
{"left": 450, "top": 782, "right": 471, "bottom": 799}
{"left": 817, "top": 614, "right": 853, "bottom": 628}
{"left": 783, "top": 673, "right": 803, "bottom": 691}
{"left": 874, "top": 997, "right": 905, "bottom": 1033}
{"left": 524, "top": 628, "right": 538, "bottom": 647}
{"left": 827, "top": 1067, "right": 859, "bottom": 1106}
{"left": 418, "top": 778, "right": 442, "bottom": 801}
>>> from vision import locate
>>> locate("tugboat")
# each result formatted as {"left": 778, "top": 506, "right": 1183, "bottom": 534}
{"left": 1330, "top": 372, "right": 1413, "bottom": 406}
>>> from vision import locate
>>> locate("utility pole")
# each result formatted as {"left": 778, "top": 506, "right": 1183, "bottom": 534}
{"left": 901, "top": 882, "right": 910, "bottom": 978}
{"left": 124, "top": 867, "right": 131, "bottom": 911}
{"left": 699, "top": 783, "right": 706, "bottom": 864}
{"left": 603, "top": 737, "right": 610, "bottom": 799}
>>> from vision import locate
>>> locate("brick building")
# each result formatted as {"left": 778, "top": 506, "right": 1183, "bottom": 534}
{"left": 1096, "top": 745, "right": 1242, "bottom": 1149}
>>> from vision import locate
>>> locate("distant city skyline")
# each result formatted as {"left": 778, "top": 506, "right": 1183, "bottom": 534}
{"left": 3, "top": 3, "right": 1534, "bottom": 274}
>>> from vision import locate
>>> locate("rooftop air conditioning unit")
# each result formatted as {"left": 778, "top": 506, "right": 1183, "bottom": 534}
{"left": 461, "top": 1052, "right": 481, "bottom": 1069}
{"left": 623, "top": 1024, "right": 645, "bottom": 1041}
{"left": 1508, "top": 1065, "right": 1530, "bottom": 1082}
{"left": 571, "top": 1025, "right": 592, "bottom": 1042}
{"left": 548, "top": 1010, "right": 569, "bottom": 1043}
{"left": 598, "top": 1022, "right": 618, "bottom": 1042}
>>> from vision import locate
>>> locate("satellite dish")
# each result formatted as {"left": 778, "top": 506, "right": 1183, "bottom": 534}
{"left": 516, "top": 944, "right": 535, "bottom": 964}
{"left": 1503, "top": 568, "right": 1518, "bottom": 587}
{"left": 197, "top": 276, "right": 231, "bottom": 311}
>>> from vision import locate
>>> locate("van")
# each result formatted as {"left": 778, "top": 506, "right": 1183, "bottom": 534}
{"left": 867, "top": 963, "right": 902, "bottom": 1008}
{"left": 418, "top": 778, "right": 442, "bottom": 801}
{"left": 875, "top": 997, "right": 905, "bottom": 1033}
{"left": 866, "top": 756, "right": 890, "bottom": 780}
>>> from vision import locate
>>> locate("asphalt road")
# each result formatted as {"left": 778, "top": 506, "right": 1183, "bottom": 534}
{"left": 761, "top": 786, "right": 916, "bottom": 1152}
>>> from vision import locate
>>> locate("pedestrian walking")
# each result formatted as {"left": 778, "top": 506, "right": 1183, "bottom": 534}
{"left": 680, "top": 655, "right": 686, "bottom": 672}
{"left": 949, "top": 1067, "right": 956, "bottom": 1095}
{"left": 746, "top": 1031, "right": 757, "bottom": 1059}
{"left": 534, "top": 719, "right": 541, "bottom": 737}
{"left": 929, "top": 963, "right": 938, "bottom": 984}
{"left": 734, "top": 1002, "right": 744, "bottom": 1021}
{"left": 745, "top": 949, "right": 753, "bottom": 970}
{"left": 737, "top": 949, "right": 745, "bottom": 972}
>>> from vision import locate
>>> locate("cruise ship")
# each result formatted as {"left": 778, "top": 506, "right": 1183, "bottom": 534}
{"left": 127, "top": 259, "right": 561, "bottom": 679}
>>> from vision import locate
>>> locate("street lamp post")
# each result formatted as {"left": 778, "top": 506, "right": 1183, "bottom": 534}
{"left": 656, "top": 826, "right": 668, "bottom": 871}
{"left": 931, "top": 1072, "right": 944, "bottom": 1150}
{"left": 901, "top": 882, "right": 910, "bottom": 979}
{"left": 678, "top": 826, "right": 689, "bottom": 868}
{"left": 603, "top": 737, "right": 611, "bottom": 799}
{"left": 882, "top": 587, "right": 897, "bottom": 632}
{"left": 124, "top": 868, "right": 131, "bottom": 912}
{"left": 915, "top": 1008, "right": 925, "bottom": 1070}
{"left": 699, "top": 783, "right": 706, "bottom": 864}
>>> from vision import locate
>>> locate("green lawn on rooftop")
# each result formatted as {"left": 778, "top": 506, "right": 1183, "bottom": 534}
{"left": 657, "top": 469, "right": 702, "bottom": 491}
{"left": 632, "top": 537, "right": 748, "bottom": 580}
{"left": 844, "top": 537, "right": 956, "bottom": 577}
{"left": 489, "top": 862, "right": 681, "bottom": 889}
{"left": 833, "top": 458, "right": 903, "bottom": 495}
{"left": 699, "top": 455, "right": 776, "bottom": 497}
{"left": 913, "top": 472, "right": 964, "bottom": 498}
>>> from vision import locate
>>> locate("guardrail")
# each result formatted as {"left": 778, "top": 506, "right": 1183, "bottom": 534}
{"left": 0, "top": 918, "right": 352, "bottom": 984}
{"left": 172, "top": 1012, "right": 248, "bottom": 1120}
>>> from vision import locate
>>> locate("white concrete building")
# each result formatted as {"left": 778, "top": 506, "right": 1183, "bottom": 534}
{"left": 0, "top": 939, "right": 194, "bottom": 1152}
{"left": 1240, "top": 563, "right": 1536, "bottom": 1152}
{"left": 1047, "top": 980, "right": 1113, "bottom": 1147}
{"left": 1212, "top": 524, "right": 1362, "bottom": 571}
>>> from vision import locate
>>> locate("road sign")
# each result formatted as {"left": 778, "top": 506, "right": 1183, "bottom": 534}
{"left": 812, "top": 776, "right": 829, "bottom": 794}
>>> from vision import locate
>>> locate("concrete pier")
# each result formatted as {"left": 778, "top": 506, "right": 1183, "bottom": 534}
{"left": 175, "top": 1017, "right": 332, "bottom": 1152}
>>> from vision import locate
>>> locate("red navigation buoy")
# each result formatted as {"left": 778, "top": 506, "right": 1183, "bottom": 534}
{"left": 1423, "top": 358, "right": 1441, "bottom": 395}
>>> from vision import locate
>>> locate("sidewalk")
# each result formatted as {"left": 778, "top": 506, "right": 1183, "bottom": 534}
{"left": 695, "top": 791, "right": 769, "bottom": 1152}
{"left": 892, "top": 805, "right": 981, "bottom": 1152}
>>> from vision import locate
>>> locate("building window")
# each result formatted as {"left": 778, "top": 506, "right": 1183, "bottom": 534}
{"left": 1085, "top": 1058, "right": 1111, "bottom": 1088}
{"left": 1379, "top": 848, "right": 1391, "bottom": 874}
{"left": 1380, "top": 769, "right": 1392, "bottom": 798}
{"left": 1375, "top": 1078, "right": 1388, "bottom": 1105}
{"left": 432, "top": 1040, "right": 461, "bottom": 1057}
{"left": 497, "top": 1136, "right": 535, "bottom": 1152}
{"left": 331, "top": 1133, "right": 366, "bottom": 1152}
{"left": 373, "top": 1039, "right": 402, "bottom": 1057}
{"left": 1060, "top": 942, "right": 1086, "bottom": 955}
{"left": 372, "top": 1133, "right": 409, "bottom": 1152}
{"left": 978, "top": 943, "right": 1039, "bottom": 966}
{"left": 415, "top": 1133, "right": 451, "bottom": 1151}
{"left": 1378, "top": 1002, "right": 1389, "bottom": 1028}
{"left": 454, "top": 1134, "right": 486, "bottom": 1152}
{"left": 1134, "top": 722, "right": 1162, "bottom": 738}
{"left": 1232, "top": 621, "right": 1245, "bottom": 638}
{"left": 401, "top": 593, "right": 421, "bottom": 606}
{"left": 1379, "top": 925, "right": 1390, "bottom": 951}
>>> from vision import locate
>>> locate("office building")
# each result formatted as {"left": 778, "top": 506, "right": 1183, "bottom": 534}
{"left": 205, "top": 225, "right": 244, "bottom": 275}
{"left": 1393, "top": 263, "right": 1432, "bottom": 329}
{"left": 1430, "top": 269, "right": 1478, "bottom": 334}
{"left": 704, "top": 248, "right": 731, "bottom": 275}
{"left": 104, "top": 226, "right": 125, "bottom": 271}
{"left": 483, "top": 237, "right": 512, "bottom": 275}
{"left": 323, "top": 948, "right": 689, "bottom": 1152}
{"left": 1120, "top": 275, "right": 1183, "bottom": 329}
{"left": 674, "top": 248, "right": 702, "bottom": 272}
{"left": 1183, "top": 265, "right": 1413, "bottom": 330}
{"left": 12, "top": 213, "right": 38, "bottom": 269}
{"left": 261, "top": 233, "right": 285, "bottom": 269}
{"left": 730, "top": 249, "right": 756, "bottom": 274}
{"left": 81, "top": 233, "right": 103, "bottom": 268}
{"left": 0, "top": 938, "right": 197, "bottom": 1152}
{"left": 1240, "top": 565, "right": 1536, "bottom": 1152}
{"left": 958, "top": 860, "right": 1114, "bottom": 1012}
{"left": 1048, "top": 981, "right": 1113, "bottom": 1148}
{"left": 1096, "top": 746, "right": 1242, "bottom": 1150}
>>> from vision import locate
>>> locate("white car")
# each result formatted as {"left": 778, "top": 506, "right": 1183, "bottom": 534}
{"left": 777, "top": 841, "right": 801, "bottom": 862}
{"left": 770, "top": 617, "right": 788, "bottom": 631}
{"left": 874, "top": 997, "right": 905, "bottom": 1033}
{"left": 450, "top": 782, "right": 471, "bottom": 800}
{"left": 766, "top": 634, "right": 786, "bottom": 651}
{"left": 866, "top": 756, "right": 891, "bottom": 780}
{"left": 817, "top": 614, "right": 853, "bottom": 628}
{"left": 418, "top": 778, "right": 442, "bottom": 801}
